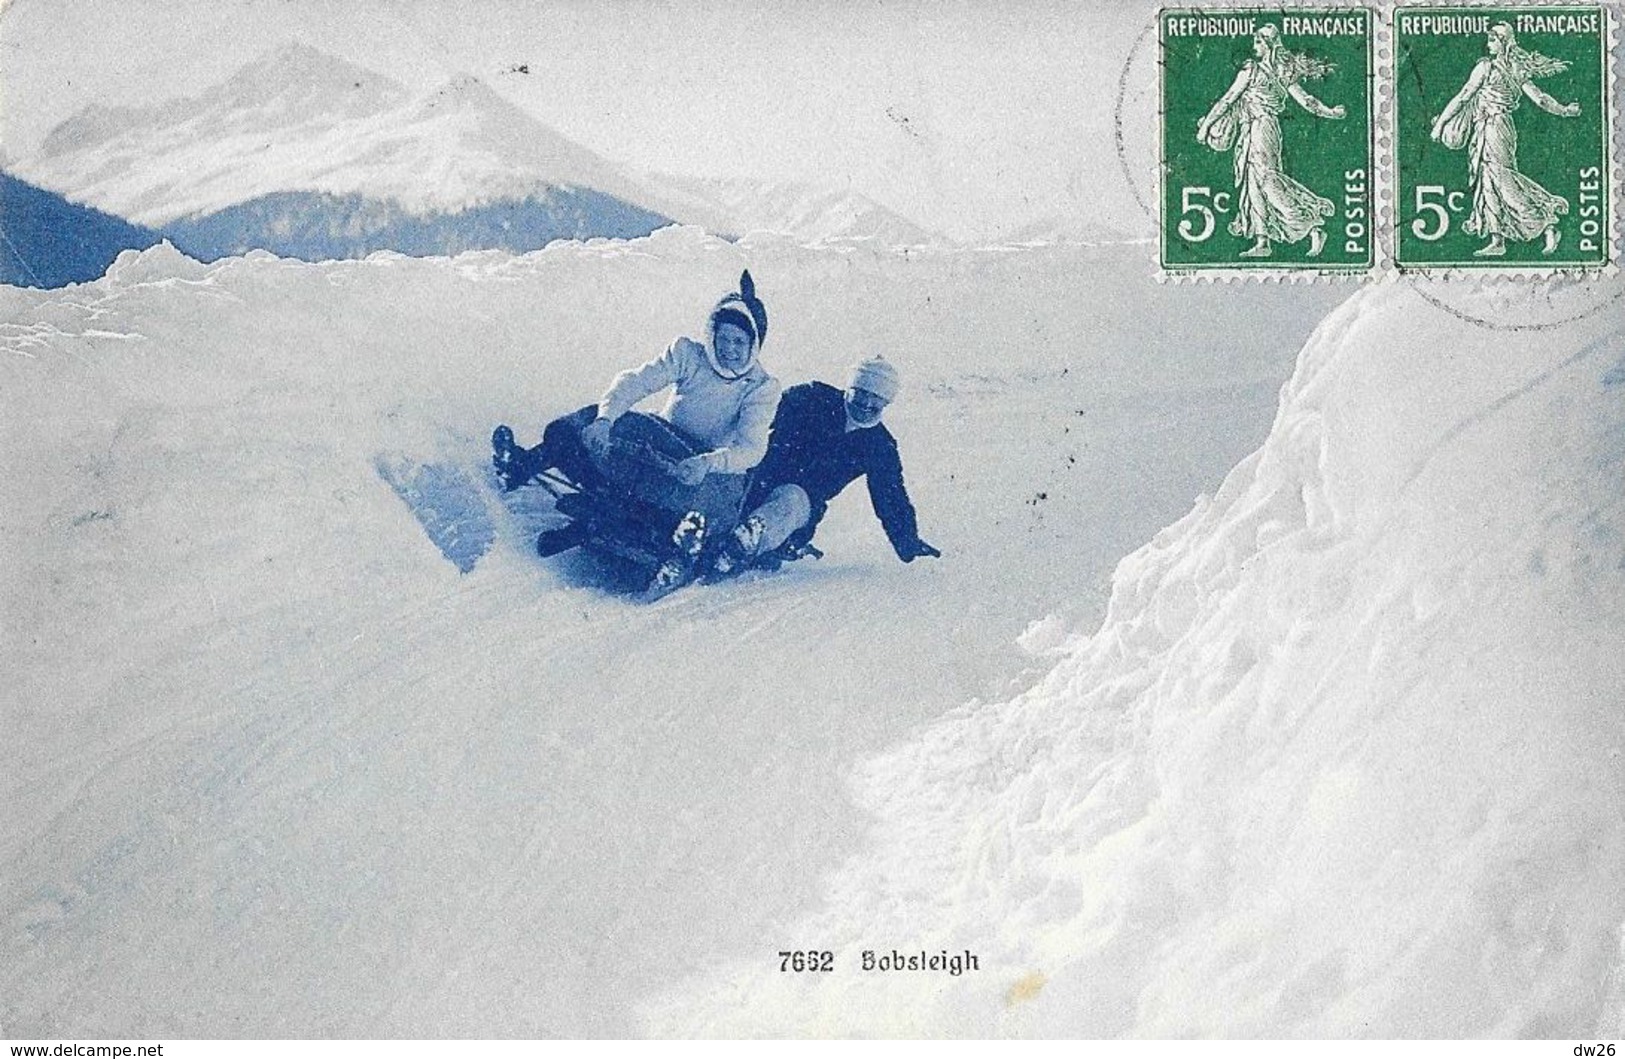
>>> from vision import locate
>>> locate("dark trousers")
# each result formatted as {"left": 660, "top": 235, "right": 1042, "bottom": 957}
{"left": 538, "top": 404, "right": 608, "bottom": 491}
{"left": 542, "top": 406, "right": 747, "bottom": 531}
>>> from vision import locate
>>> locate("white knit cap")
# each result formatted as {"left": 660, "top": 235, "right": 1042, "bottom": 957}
{"left": 849, "top": 355, "right": 901, "bottom": 402}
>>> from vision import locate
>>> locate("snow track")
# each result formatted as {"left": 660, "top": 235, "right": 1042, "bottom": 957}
{"left": 2, "top": 233, "right": 1350, "bottom": 1035}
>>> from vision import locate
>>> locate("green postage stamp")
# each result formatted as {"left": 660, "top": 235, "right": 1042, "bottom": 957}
{"left": 1157, "top": 3, "right": 1618, "bottom": 277}
{"left": 1160, "top": 7, "right": 1377, "bottom": 275}
{"left": 1393, "top": 5, "right": 1615, "bottom": 270}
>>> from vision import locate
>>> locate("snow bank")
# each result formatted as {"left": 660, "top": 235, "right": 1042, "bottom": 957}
{"left": 643, "top": 282, "right": 1625, "bottom": 1037}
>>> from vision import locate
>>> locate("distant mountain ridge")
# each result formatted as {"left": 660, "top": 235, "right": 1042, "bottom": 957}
{"left": 993, "top": 211, "right": 1138, "bottom": 246}
{"left": 23, "top": 46, "right": 658, "bottom": 227}
{"left": 39, "top": 44, "right": 408, "bottom": 164}
{"left": 19, "top": 42, "right": 939, "bottom": 250}
{"left": 633, "top": 172, "right": 937, "bottom": 246}
{"left": 164, "top": 187, "right": 672, "bottom": 263}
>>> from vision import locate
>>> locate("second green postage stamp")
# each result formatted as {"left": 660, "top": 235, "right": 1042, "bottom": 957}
{"left": 1394, "top": 5, "right": 1615, "bottom": 270}
{"left": 1160, "top": 7, "right": 1376, "bottom": 275}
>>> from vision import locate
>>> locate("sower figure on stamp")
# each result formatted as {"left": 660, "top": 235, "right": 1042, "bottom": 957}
{"left": 493, "top": 271, "right": 781, "bottom": 596}
{"left": 1197, "top": 24, "right": 1346, "bottom": 258}
{"left": 703, "top": 356, "right": 940, "bottom": 579}
{"left": 1430, "top": 23, "right": 1581, "bottom": 258}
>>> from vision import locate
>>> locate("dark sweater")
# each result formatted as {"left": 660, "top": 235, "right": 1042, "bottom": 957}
{"left": 747, "top": 381, "right": 920, "bottom": 557}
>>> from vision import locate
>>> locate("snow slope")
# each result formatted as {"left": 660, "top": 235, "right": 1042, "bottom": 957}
{"left": 643, "top": 281, "right": 1625, "bottom": 1037}
{"left": 0, "top": 233, "right": 1343, "bottom": 1036}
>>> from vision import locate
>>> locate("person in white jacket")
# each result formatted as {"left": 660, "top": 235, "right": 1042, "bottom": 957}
{"left": 496, "top": 270, "right": 777, "bottom": 490}
{"left": 492, "top": 271, "right": 780, "bottom": 592}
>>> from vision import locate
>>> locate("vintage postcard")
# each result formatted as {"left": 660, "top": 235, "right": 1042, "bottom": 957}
{"left": 2, "top": 0, "right": 1622, "bottom": 1046}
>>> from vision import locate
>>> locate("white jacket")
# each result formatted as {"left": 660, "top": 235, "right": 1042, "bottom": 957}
{"left": 597, "top": 337, "right": 781, "bottom": 474}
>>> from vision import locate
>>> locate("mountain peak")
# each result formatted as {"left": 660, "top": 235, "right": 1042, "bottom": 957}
{"left": 220, "top": 41, "right": 405, "bottom": 113}
{"left": 38, "top": 102, "right": 138, "bottom": 160}
{"left": 38, "top": 42, "right": 409, "bottom": 162}
{"left": 417, "top": 73, "right": 517, "bottom": 115}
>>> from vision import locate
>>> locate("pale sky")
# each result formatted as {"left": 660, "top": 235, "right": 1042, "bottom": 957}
{"left": 0, "top": 0, "right": 1158, "bottom": 240}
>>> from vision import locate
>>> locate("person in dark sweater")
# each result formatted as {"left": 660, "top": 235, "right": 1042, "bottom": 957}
{"left": 709, "top": 355, "right": 940, "bottom": 577}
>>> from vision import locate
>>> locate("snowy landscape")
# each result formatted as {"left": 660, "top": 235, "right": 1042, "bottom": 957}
{"left": 3, "top": 3, "right": 1624, "bottom": 1041}
{"left": 8, "top": 41, "right": 934, "bottom": 279}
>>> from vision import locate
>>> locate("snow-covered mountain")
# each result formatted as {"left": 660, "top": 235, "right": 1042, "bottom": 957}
{"left": 36, "top": 46, "right": 402, "bottom": 170}
{"left": 994, "top": 210, "right": 1139, "bottom": 247}
{"left": 22, "top": 46, "right": 665, "bottom": 230}
{"left": 633, "top": 172, "right": 939, "bottom": 246}
{"left": 18, "top": 42, "right": 940, "bottom": 250}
